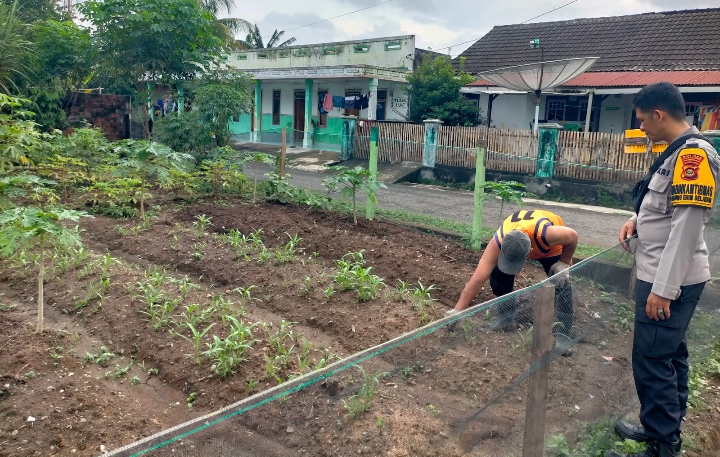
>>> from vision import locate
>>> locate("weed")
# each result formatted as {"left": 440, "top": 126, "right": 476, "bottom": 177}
{"left": 85, "top": 346, "right": 115, "bottom": 365}
{"left": 105, "top": 361, "right": 133, "bottom": 380}
{"left": 191, "top": 242, "right": 206, "bottom": 260}
{"left": 147, "top": 367, "right": 159, "bottom": 376}
{"left": 25, "top": 371, "right": 37, "bottom": 379}
{"left": 376, "top": 416, "right": 385, "bottom": 428}
{"left": 324, "top": 285, "right": 335, "bottom": 299}
{"left": 300, "top": 276, "right": 312, "bottom": 296}
{"left": 612, "top": 440, "right": 646, "bottom": 454}
{"left": 130, "top": 376, "right": 141, "bottom": 386}
{"left": 343, "top": 367, "right": 387, "bottom": 418}
{"left": 186, "top": 392, "right": 197, "bottom": 407}
{"left": 246, "top": 378, "right": 258, "bottom": 391}
{"left": 49, "top": 347, "right": 64, "bottom": 366}
{"left": 427, "top": 404, "right": 441, "bottom": 417}
{"left": 546, "top": 433, "right": 572, "bottom": 456}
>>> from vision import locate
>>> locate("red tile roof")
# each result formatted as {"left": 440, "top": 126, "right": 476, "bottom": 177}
{"left": 468, "top": 71, "right": 720, "bottom": 88}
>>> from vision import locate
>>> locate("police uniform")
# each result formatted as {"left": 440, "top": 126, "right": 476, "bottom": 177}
{"left": 630, "top": 127, "right": 720, "bottom": 445}
{"left": 491, "top": 209, "right": 573, "bottom": 336}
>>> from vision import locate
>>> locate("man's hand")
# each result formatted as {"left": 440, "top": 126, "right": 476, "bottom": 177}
{"left": 444, "top": 308, "right": 460, "bottom": 332}
{"left": 548, "top": 261, "right": 571, "bottom": 288}
{"left": 646, "top": 293, "right": 671, "bottom": 321}
{"left": 619, "top": 220, "right": 636, "bottom": 252}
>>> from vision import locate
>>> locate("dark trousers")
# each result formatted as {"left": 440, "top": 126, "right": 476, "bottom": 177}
{"left": 489, "top": 256, "right": 574, "bottom": 334}
{"left": 633, "top": 280, "right": 706, "bottom": 443}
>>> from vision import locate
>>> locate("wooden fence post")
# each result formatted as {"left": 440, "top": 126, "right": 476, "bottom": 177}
{"left": 471, "top": 143, "right": 486, "bottom": 250}
{"left": 522, "top": 282, "right": 555, "bottom": 457}
{"left": 280, "top": 127, "right": 287, "bottom": 178}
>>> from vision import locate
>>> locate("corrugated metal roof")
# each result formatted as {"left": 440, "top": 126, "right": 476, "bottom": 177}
{"left": 469, "top": 71, "right": 720, "bottom": 88}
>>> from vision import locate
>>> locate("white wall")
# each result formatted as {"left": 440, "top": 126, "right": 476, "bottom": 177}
{"left": 598, "top": 94, "right": 634, "bottom": 133}
{"left": 478, "top": 93, "right": 537, "bottom": 129}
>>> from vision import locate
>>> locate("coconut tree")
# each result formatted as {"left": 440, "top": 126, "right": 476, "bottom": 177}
{"left": 238, "top": 24, "right": 297, "bottom": 49}
{"left": 198, "top": 0, "right": 252, "bottom": 48}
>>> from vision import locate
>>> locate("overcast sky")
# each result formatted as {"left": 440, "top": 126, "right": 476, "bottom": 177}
{"left": 228, "top": 0, "right": 718, "bottom": 56}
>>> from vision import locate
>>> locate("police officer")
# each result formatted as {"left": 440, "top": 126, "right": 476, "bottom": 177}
{"left": 446, "top": 209, "right": 578, "bottom": 352}
{"left": 608, "top": 82, "right": 720, "bottom": 457}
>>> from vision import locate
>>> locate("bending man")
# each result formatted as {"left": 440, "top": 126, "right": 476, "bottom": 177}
{"left": 448, "top": 209, "right": 578, "bottom": 350}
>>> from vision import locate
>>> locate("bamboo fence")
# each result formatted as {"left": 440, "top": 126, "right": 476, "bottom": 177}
{"left": 354, "top": 121, "right": 424, "bottom": 163}
{"left": 353, "top": 122, "right": 653, "bottom": 183}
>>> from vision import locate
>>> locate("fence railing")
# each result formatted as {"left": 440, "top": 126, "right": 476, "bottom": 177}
{"left": 353, "top": 122, "right": 650, "bottom": 183}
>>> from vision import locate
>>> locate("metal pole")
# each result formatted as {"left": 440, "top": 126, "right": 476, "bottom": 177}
{"left": 471, "top": 144, "right": 486, "bottom": 250}
{"left": 584, "top": 91, "right": 594, "bottom": 134}
{"left": 366, "top": 126, "right": 379, "bottom": 220}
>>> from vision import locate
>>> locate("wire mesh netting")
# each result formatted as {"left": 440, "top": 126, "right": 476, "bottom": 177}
{"left": 106, "top": 238, "right": 720, "bottom": 457}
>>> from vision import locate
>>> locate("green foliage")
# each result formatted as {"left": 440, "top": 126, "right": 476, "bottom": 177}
{"left": 0, "top": 1, "right": 34, "bottom": 95}
{"left": 0, "top": 94, "right": 43, "bottom": 170}
{"left": 3, "top": 0, "right": 64, "bottom": 23}
{"left": 33, "top": 20, "right": 97, "bottom": 92}
{"left": 333, "top": 250, "right": 385, "bottom": 302}
{"left": 546, "top": 434, "right": 572, "bottom": 456}
{"left": 0, "top": 173, "right": 56, "bottom": 209}
{"left": 343, "top": 366, "right": 386, "bottom": 418}
{"left": 203, "top": 316, "right": 257, "bottom": 377}
{"left": 322, "top": 166, "right": 385, "bottom": 225}
{"left": 193, "top": 72, "right": 253, "bottom": 147}
{"left": 37, "top": 155, "right": 89, "bottom": 201}
{"left": 86, "top": 177, "right": 145, "bottom": 218}
{"left": 405, "top": 56, "right": 483, "bottom": 126}
{"left": 193, "top": 160, "right": 247, "bottom": 197}
{"left": 152, "top": 111, "right": 215, "bottom": 159}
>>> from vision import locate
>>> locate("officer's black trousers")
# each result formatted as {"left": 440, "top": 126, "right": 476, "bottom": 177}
{"left": 633, "top": 280, "right": 706, "bottom": 443}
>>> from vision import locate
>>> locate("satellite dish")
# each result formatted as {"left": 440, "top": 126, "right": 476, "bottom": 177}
{"left": 479, "top": 57, "right": 598, "bottom": 131}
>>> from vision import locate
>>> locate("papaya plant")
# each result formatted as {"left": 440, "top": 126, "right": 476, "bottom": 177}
{"left": 322, "top": 166, "right": 386, "bottom": 225}
{"left": 0, "top": 94, "right": 43, "bottom": 171}
{"left": 112, "top": 140, "right": 193, "bottom": 217}
{"left": 38, "top": 155, "right": 89, "bottom": 202}
{"left": 0, "top": 205, "right": 90, "bottom": 332}
{"left": 481, "top": 180, "right": 531, "bottom": 226}
{"left": 241, "top": 152, "right": 275, "bottom": 204}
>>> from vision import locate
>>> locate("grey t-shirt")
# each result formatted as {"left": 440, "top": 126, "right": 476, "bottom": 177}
{"left": 630, "top": 127, "right": 720, "bottom": 299}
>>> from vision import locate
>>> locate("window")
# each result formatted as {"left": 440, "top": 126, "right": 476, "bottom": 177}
{"left": 546, "top": 98, "right": 566, "bottom": 121}
{"left": 344, "top": 89, "right": 361, "bottom": 117}
{"left": 272, "top": 90, "right": 281, "bottom": 125}
{"left": 257, "top": 53, "right": 268, "bottom": 59}
{"left": 322, "top": 47, "right": 338, "bottom": 55}
{"left": 384, "top": 41, "right": 401, "bottom": 51}
{"left": 294, "top": 49, "right": 310, "bottom": 57}
{"left": 354, "top": 44, "right": 370, "bottom": 53}
{"left": 237, "top": 54, "right": 247, "bottom": 61}
{"left": 221, "top": 55, "right": 229, "bottom": 61}
{"left": 278, "top": 50, "right": 290, "bottom": 58}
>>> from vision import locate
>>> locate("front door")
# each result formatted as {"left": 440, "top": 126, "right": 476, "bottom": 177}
{"left": 294, "top": 90, "right": 305, "bottom": 142}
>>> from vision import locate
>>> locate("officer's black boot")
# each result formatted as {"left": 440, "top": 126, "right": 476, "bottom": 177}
{"left": 605, "top": 440, "right": 681, "bottom": 457}
{"left": 489, "top": 312, "right": 515, "bottom": 332}
{"left": 615, "top": 419, "right": 648, "bottom": 443}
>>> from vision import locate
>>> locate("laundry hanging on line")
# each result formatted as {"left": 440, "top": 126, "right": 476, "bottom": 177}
{"left": 332, "top": 96, "right": 344, "bottom": 108}
{"left": 322, "top": 94, "right": 333, "bottom": 112}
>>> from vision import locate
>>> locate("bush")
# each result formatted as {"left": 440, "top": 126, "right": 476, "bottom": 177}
{"left": 153, "top": 111, "right": 215, "bottom": 162}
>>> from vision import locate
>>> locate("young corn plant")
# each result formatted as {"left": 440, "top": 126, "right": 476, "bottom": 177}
{"left": 85, "top": 346, "right": 115, "bottom": 365}
{"left": 174, "top": 322, "right": 216, "bottom": 365}
{"left": 192, "top": 214, "right": 213, "bottom": 237}
{"left": 343, "top": 366, "right": 386, "bottom": 418}
{"left": 203, "top": 316, "right": 257, "bottom": 377}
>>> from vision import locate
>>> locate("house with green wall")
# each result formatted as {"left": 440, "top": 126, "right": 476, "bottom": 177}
{"left": 225, "top": 35, "right": 437, "bottom": 149}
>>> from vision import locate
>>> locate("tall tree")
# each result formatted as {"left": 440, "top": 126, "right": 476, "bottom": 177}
{"left": 80, "top": 0, "right": 225, "bottom": 138}
{"left": 0, "top": 1, "right": 34, "bottom": 94}
{"left": 238, "top": 24, "right": 297, "bottom": 49}
{"left": 197, "top": 0, "right": 252, "bottom": 49}
{"left": 1, "top": 0, "right": 64, "bottom": 23}
{"left": 405, "top": 56, "right": 484, "bottom": 127}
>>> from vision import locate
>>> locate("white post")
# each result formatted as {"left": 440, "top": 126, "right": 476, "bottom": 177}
{"left": 368, "top": 78, "right": 378, "bottom": 121}
{"left": 584, "top": 91, "right": 594, "bottom": 134}
{"left": 533, "top": 104, "right": 540, "bottom": 132}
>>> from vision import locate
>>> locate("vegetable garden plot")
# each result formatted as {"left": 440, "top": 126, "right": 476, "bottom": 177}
{"left": 106, "top": 239, "right": 720, "bottom": 457}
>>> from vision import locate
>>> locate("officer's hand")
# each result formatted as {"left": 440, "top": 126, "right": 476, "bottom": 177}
{"left": 646, "top": 293, "right": 671, "bottom": 321}
{"left": 548, "top": 261, "right": 571, "bottom": 288}
{"left": 619, "top": 220, "right": 636, "bottom": 252}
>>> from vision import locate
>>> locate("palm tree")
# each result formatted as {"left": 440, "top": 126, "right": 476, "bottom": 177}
{"left": 0, "top": 0, "right": 35, "bottom": 94}
{"left": 238, "top": 24, "right": 297, "bottom": 49}
{"left": 197, "top": 0, "right": 252, "bottom": 49}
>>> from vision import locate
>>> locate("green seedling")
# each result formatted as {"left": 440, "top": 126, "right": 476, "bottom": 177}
{"left": 130, "top": 376, "right": 141, "bottom": 386}
{"left": 343, "top": 367, "right": 387, "bottom": 418}
{"left": 203, "top": 316, "right": 257, "bottom": 377}
{"left": 186, "top": 392, "right": 197, "bottom": 407}
{"left": 192, "top": 214, "right": 213, "bottom": 237}
{"left": 105, "top": 362, "right": 133, "bottom": 380}
{"left": 324, "top": 285, "right": 335, "bottom": 299}
{"left": 174, "top": 322, "right": 216, "bottom": 365}
{"left": 85, "top": 346, "right": 115, "bottom": 365}
{"left": 49, "top": 347, "right": 64, "bottom": 365}
{"left": 246, "top": 379, "right": 258, "bottom": 391}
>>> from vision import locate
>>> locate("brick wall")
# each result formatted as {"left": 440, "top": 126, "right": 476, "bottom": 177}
{"left": 65, "top": 92, "right": 130, "bottom": 141}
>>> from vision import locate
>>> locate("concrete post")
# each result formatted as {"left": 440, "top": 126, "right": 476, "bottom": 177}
{"left": 368, "top": 78, "right": 378, "bottom": 121}
{"left": 366, "top": 126, "right": 379, "bottom": 221}
{"left": 583, "top": 91, "right": 594, "bottom": 133}
{"left": 340, "top": 115, "right": 357, "bottom": 161}
{"left": 535, "top": 123, "right": 563, "bottom": 179}
{"left": 147, "top": 81, "right": 155, "bottom": 123}
{"left": 252, "top": 81, "right": 262, "bottom": 143}
{"left": 303, "top": 79, "right": 313, "bottom": 148}
{"left": 422, "top": 119, "right": 442, "bottom": 168}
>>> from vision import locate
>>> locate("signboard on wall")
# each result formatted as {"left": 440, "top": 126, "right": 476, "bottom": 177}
{"left": 391, "top": 98, "right": 408, "bottom": 109}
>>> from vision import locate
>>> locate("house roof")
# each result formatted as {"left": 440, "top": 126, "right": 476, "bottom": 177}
{"left": 468, "top": 71, "right": 720, "bottom": 88}
{"left": 456, "top": 8, "right": 720, "bottom": 74}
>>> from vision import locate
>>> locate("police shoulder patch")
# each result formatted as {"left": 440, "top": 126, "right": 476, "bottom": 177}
{"left": 671, "top": 147, "right": 715, "bottom": 208}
